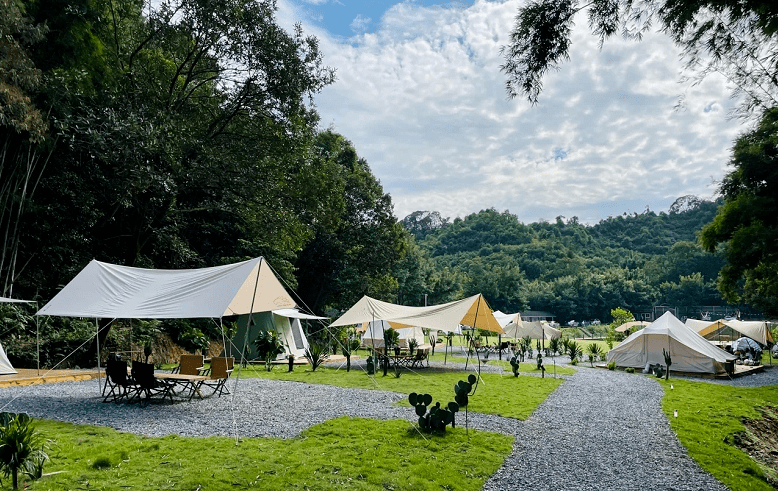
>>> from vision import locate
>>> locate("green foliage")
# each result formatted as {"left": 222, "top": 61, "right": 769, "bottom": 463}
{"left": 700, "top": 107, "right": 778, "bottom": 315}
{"left": 408, "top": 392, "right": 458, "bottom": 433}
{"left": 500, "top": 0, "right": 778, "bottom": 119}
{"left": 548, "top": 337, "right": 560, "bottom": 356}
{"left": 625, "top": 367, "right": 635, "bottom": 373}
{"left": 304, "top": 341, "right": 328, "bottom": 372}
{"left": 586, "top": 343, "right": 602, "bottom": 367}
{"left": 0, "top": 413, "right": 48, "bottom": 490}
{"left": 383, "top": 328, "right": 400, "bottom": 350}
{"left": 607, "top": 360, "right": 616, "bottom": 370}
{"left": 253, "top": 330, "right": 285, "bottom": 371}
{"left": 567, "top": 340, "right": 581, "bottom": 363}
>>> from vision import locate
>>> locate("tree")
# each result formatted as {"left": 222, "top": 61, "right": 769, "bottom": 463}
{"left": 500, "top": 0, "right": 778, "bottom": 119}
{"left": 699, "top": 107, "right": 778, "bottom": 315}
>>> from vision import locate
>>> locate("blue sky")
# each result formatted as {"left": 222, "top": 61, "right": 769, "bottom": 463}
{"left": 277, "top": 0, "right": 747, "bottom": 225}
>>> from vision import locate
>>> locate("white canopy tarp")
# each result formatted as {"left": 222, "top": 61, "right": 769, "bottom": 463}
{"left": 503, "top": 320, "right": 561, "bottom": 339}
{"left": 685, "top": 319, "right": 773, "bottom": 346}
{"left": 607, "top": 311, "right": 736, "bottom": 374}
{"left": 37, "top": 257, "right": 295, "bottom": 318}
{"left": 332, "top": 294, "right": 503, "bottom": 334}
{"left": 272, "top": 309, "right": 325, "bottom": 358}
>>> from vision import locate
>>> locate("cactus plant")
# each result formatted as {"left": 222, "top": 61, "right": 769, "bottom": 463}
{"left": 509, "top": 355, "right": 520, "bottom": 377}
{"left": 366, "top": 355, "right": 375, "bottom": 375}
{"left": 454, "top": 374, "right": 477, "bottom": 433}
{"left": 408, "top": 393, "right": 458, "bottom": 433}
{"left": 663, "top": 348, "right": 672, "bottom": 380}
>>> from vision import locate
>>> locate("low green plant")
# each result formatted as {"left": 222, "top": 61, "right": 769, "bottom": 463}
{"left": 304, "top": 341, "right": 328, "bottom": 372}
{"left": 548, "top": 337, "right": 560, "bottom": 356}
{"left": 625, "top": 367, "right": 635, "bottom": 373}
{"left": 567, "top": 340, "right": 582, "bottom": 363}
{"left": 253, "top": 330, "right": 285, "bottom": 371}
{"left": 408, "top": 338, "right": 418, "bottom": 356}
{"left": 586, "top": 343, "right": 602, "bottom": 367}
{"left": 0, "top": 413, "right": 48, "bottom": 490}
{"left": 607, "top": 361, "right": 616, "bottom": 370}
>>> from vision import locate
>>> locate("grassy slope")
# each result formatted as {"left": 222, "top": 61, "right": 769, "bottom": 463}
{"left": 24, "top": 417, "right": 512, "bottom": 491}
{"left": 660, "top": 377, "right": 778, "bottom": 491}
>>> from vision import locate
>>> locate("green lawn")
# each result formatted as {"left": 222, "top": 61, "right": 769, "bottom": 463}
{"left": 661, "top": 377, "right": 778, "bottom": 491}
{"left": 20, "top": 417, "right": 512, "bottom": 491}
{"left": 237, "top": 363, "right": 563, "bottom": 420}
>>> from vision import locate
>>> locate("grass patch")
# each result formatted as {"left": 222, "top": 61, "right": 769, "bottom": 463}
{"left": 22, "top": 417, "right": 512, "bottom": 491}
{"left": 239, "top": 364, "right": 563, "bottom": 420}
{"left": 661, "top": 378, "right": 778, "bottom": 491}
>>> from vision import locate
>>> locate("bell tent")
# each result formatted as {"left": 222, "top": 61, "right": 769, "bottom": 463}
{"left": 607, "top": 311, "right": 736, "bottom": 375}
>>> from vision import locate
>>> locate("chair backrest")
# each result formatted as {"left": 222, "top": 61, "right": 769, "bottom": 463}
{"left": 131, "top": 361, "right": 156, "bottom": 389}
{"left": 107, "top": 359, "right": 128, "bottom": 385}
{"left": 179, "top": 354, "right": 204, "bottom": 376}
{"left": 415, "top": 348, "right": 428, "bottom": 360}
{"left": 209, "top": 357, "right": 231, "bottom": 380}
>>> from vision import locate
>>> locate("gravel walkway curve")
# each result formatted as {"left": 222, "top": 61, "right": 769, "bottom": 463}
{"left": 482, "top": 366, "right": 728, "bottom": 491}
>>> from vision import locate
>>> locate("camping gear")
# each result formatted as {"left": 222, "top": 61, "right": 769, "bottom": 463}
{"left": 607, "top": 311, "right": 736, "bottom": 375}
{"left": 731, "top": 337, "right": 762, "bottom": 362}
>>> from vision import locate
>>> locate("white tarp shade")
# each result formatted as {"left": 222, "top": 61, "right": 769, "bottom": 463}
{"left": 607, "top": 312, "right": 736, "bottom": 374}
{"left": 686, "top": 319, "right": 773, "bottom": 346}
{"left": 360, "top": 321, "right": 425, "bottom": 348}
{"left": 615, "top": 321, "right": 650, "bottom": 332}
{"left": 332, "top": 294, "right": 503, "bottom": 334}
{"left": 36, "top": 257, "right": 295, "bottom": 318}
{"left": 503, "top": 321, "right": 561, "bottom": 339}
{"left": 493, "top": 311, "right": 522, "bottom": 328}
{"left": 0, "top": 297, "right": 34, "bottom": 304}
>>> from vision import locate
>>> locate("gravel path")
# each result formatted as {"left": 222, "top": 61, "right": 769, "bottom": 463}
{"left": 483, "top": 366, "right": 728, "bottom": 491}
{"left": 0, "top": 363, "right": 741, "bottom": 490}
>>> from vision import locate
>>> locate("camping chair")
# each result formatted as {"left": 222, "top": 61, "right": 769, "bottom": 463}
{"left": 102, "top": 358, "right": 135, "bottom": 403}
{"left": 128, "top": 361, "right": 173, "bottom": 406}
{"left": 173, "top": 354, "right": 206, "bottom": 376}
{"left": 202, "top": 357, "right": 234, "bottom": 397}
{"left": 410, "top": 348, "right": 429, "bottom": 368}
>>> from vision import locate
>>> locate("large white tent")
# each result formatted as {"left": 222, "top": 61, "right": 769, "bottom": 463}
{"left": 37, "top": 257, "right": 295, "bottom": 318}
{"left": 331, "top": 294, "right": 504, "bottom": 334}
{"left": 685, "top": 318, "right": 774, "bottom": 346}
{"left": 0, "top": 297, "right": 26, "bottom": 374}
{"left": 607, "top": 312, "right": 736, "bottom": 375}
{"left": 232, "top": 308, "right": 323, "bottom": 360}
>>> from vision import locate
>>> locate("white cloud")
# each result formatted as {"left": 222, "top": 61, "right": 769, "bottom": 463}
{"left": 281, "top": 0, "right": 745, "bottom": 224}
{"left": 350, "top": 14, "right": 372, "bottom": 34}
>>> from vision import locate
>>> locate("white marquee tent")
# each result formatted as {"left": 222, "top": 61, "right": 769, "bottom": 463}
{"left": 685, "top": 318, "right": 774, "bottom": 346}
{"left": 607, "top": 312, "right": 736, "bottom": 375}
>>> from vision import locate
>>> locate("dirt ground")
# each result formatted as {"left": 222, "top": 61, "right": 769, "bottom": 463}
{"left": 733, "top": 406, "right": 778, "bottom": 488}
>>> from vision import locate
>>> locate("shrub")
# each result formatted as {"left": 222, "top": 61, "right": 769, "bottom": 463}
{"left": 304, "top": 341, "right": 328, "bottom": 372}
{"left": 625, "top": 367, "right": 635, "bottom": 373}
{"left": 607, "top": 361, "right": 616, "bottom": 370}
{"left": 0, "top": 413, "right": 48, "bottom": 490}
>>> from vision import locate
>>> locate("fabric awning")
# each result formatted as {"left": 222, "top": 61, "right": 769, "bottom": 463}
{"left": 37, "top": 257, "right": 295, "bottom": 319}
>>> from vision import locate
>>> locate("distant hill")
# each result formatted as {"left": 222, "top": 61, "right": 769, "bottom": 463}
{"left": 400, "top": 196, "right": 727, "bottom": 323}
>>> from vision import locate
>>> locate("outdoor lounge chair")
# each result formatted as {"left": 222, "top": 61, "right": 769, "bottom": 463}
{"left": 173, "top": 354, "right": 206, "bottom": 376}
{"left": 202, "top": 357, "right": 234, "bottom": 397}
{"left": 102, "top": 358, "right": 135, "bottom": 403}
{"left": 128, "top": 361, "right": 173, "bottom": 406}
{"left": 410, "top": 348, "right": 429, "bottom": 368}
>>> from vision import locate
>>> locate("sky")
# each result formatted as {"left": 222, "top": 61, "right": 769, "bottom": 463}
{"left": 275, "top": 0, "right": 747, "bottom": 225}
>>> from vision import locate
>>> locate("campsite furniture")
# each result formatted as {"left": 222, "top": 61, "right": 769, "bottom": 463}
{"left": 102, "top": 359, "right": 136, "bottom": 403}
{"left": 173, "top": 354, "right": 206, "bottom": 376}
{"left": 410, "top": 348, "right": 429, "bottom": 368}
{"left": 129, "top": 361, "right": 174, "bottom": 406}
{"left": 202, "top": 356, "right": 234, "bottom": 397}
{"left": 154, "top": 372, "right": 209, "bottom": 401}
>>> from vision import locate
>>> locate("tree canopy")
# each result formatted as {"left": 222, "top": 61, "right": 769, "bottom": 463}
{"left": 501, "top": 0, "right": 778, "bottom": 119}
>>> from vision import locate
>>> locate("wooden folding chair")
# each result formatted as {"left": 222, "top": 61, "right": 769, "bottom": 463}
{"left": 173, "top": 354, "right": 205, "bottom": 375}
{"left": 202, "top": 357, "right": 234, "bottom": 397}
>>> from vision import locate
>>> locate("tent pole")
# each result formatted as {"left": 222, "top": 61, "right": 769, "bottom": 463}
{"left": 95, "top": 318, "right": 102, "bottom": 393}
{"left": 35, "top": 303, "right": 39, "bottom": 376}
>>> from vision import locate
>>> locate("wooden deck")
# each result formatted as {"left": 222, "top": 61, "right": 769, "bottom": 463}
{"left": 0, "top": 368, "right": 102, "bottom": 388}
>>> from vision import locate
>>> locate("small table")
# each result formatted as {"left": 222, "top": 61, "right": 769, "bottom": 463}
{"left": 155, "top": 373, "right": 209, "bottom": 401}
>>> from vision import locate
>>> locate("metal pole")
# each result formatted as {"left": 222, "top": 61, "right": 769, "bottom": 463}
{"left": 96, "top": 318, "right": 102, "bottom": 393}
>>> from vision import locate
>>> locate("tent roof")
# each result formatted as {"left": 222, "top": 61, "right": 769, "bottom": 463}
{"left": 614, "top": 320, "right": 650, "bottom": 332}
{"left": 686, "top": 318, "right": 773, "bottom": 345}
{"left": 37, "top": 258, "right": 295, "bottom": 319}
{"left": 0, "top": 297, "right": 34, "bottom": 304}
{"left": 272, "top": 309, "right": 327, "bottom": 321}
{"left": 493, "top": 311, "right": 522, "bottom": 328}
{"left": 331, "top": 294, "right": 504, "bottom": 333}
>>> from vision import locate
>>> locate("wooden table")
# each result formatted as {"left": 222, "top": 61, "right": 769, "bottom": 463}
{"left": 155, "top": 373, "right": 209, "bottom": 401}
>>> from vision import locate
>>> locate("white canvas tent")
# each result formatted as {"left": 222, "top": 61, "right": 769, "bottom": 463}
{"left": 331, "top": 294, "right": 504, "bottom": 334}
{"left": 233, "top": 308, "right": 322, "bottom": 360}
{"left": 685, "top": 318, "right": 774, "bottom": 346}
{"left": 607, "top": 312, "right": 736, "bottom": 375}
{"left": 0, "top": 297, "right": 33, "bottom": 375}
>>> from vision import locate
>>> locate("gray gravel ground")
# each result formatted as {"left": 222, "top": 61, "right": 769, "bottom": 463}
{"left": 1, "top": 359, "right": 759, "bottom": 490}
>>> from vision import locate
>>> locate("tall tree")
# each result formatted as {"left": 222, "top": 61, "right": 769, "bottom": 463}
{"left": 699, "top": 107, "right": 778, "bottom": 315}
{"left": 501, "top": 0, "right": 778, "bottom": 119}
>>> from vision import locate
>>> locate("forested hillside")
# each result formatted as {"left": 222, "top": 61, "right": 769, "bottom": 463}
{"left": 400, "top": 197, "right": 728, "bottom": 323}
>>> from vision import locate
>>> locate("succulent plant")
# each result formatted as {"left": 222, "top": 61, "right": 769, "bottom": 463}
{"left": 409, "top": 393, "right": 457, "bottom": 433}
